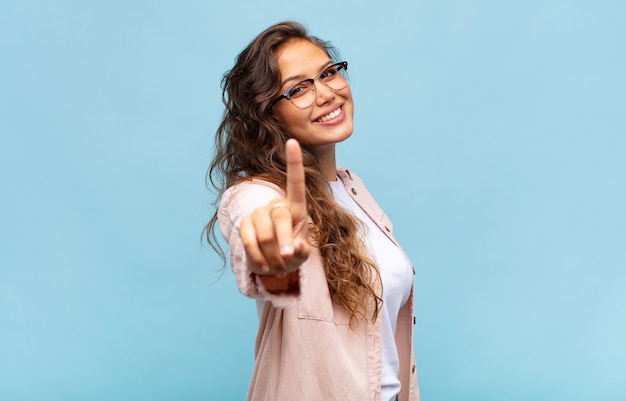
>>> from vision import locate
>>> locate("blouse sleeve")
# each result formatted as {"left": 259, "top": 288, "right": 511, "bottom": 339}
{"left": 217, "top": 180, "right": 304, "bottom": 307}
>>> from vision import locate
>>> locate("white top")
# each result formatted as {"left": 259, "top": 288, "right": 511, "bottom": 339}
{"left": 329, "top": 179, "right": 413, "bottom": 401}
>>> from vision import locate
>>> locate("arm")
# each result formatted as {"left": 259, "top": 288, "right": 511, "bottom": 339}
{"left": 218, "top": 139, "right": 310, "bottom": 301}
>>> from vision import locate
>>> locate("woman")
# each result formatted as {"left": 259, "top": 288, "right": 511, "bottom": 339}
{"left": 204, "top": 21, "right": 420, "bottom": 401}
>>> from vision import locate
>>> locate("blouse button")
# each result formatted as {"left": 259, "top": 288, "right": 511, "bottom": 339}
{"left": 412, "top": 365, "right": 416, "bottom": 373}
{"left": 351, "top": 188, "right": 357, "bottom": 195}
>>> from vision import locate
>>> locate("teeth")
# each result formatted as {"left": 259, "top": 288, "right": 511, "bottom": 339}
{"left": 317, "top": 107, "right": 341, "bottom": 122}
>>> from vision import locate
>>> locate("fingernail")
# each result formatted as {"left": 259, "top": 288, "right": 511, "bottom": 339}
{"left": 276, "top": 270, "right": 287, "bottom": 279}
{"left": 260, "top": 265, "right": 270, "bottom": 273}
{"left": 280, "top": 244, "right": 293, "bottom": 256}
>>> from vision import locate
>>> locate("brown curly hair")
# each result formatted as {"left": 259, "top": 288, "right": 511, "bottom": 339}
{"left": 203, "top": 21, "right": 381, "bottom": 325}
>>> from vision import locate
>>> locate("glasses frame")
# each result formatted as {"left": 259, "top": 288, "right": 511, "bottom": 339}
{"left": 267, "top": 61, "right": 349, "bottom": 110}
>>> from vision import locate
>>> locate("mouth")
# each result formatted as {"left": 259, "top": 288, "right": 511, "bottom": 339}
{"left": 315, "top": 106, "right": 342, "bottom": 123}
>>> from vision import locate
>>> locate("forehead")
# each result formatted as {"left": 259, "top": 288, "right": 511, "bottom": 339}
{"left": 276, "top": 39, "right": 331, "bottom": 76}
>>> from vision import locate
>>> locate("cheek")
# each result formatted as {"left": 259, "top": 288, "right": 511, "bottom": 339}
{"left": 276, "top": 107, "right": 310, "bottom": 130}
{"left": 343, "top": 87, "right": 354, "bottom": 105}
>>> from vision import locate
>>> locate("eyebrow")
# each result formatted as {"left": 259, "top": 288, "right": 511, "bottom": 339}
{"left": 279, "top": 61, "right": 334, "bottom": 89}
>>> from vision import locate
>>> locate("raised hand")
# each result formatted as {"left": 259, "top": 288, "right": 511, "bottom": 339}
{"left": 239, "top": 139, "right": 310, "bottom": 280}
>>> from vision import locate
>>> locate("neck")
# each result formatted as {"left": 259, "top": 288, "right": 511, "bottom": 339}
{"left": 313, "top": 144, "right": 337, "bottom": 181}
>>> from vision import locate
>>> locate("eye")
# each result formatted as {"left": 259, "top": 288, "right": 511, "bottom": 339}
{"left": 320, "top": 65, "right": 339, "bottom": 80}
{"left": 288, "top": 80, "right": 312, "bottom": 98}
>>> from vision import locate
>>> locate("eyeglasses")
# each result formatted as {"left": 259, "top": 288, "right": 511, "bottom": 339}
{"left": 267, "top": 61, "right": 349, "bottom": 110}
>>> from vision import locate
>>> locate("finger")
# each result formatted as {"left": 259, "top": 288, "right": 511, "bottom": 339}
{"left": 283, "top": 238, "right": 310, "bottom": 271}
{"left": 251, "top": 208, "right": 286, "bottom": 271}
{"left": 270, "top": 202, "right": 295, "bottom": 258}
{"left": 285, "top": 139, "right": 307, "bottom": 221}
{"left": 293, "top": 238, "right": 310, "bottom": 260}
{"left": 239, "top": 215, "right": 270, "bottom": 273}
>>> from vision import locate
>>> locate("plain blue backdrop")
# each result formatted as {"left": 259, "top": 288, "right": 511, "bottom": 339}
{"left": 1, "top": 0, "right": 624, "bottom": 400}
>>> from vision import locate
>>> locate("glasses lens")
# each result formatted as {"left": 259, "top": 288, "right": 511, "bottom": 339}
{"left": 323, "top": 63, "right": 349, "bottom": 91}
{"left": 289, "top": 80, "right": 316, "bottom": 108}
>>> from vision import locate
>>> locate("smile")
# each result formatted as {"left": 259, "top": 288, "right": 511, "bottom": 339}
{"left": 315, "top": 106, "right": 342, "bottom": 123}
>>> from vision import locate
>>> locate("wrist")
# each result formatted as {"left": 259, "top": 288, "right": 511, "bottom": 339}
{"left": 259, "top": 270, "right": 300, "bottom": 294}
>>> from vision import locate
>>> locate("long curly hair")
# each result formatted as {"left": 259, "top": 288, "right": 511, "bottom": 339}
{"left": 203, "top": 21, "right": 381, "bottom": 325}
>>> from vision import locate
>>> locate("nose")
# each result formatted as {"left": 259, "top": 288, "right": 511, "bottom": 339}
{"left": 314, "top": 80, "right": 335, "bottom": 105}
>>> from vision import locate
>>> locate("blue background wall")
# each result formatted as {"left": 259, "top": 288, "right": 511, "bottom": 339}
{"left": 1, "top": 0, "right": 624, "bottom": 400}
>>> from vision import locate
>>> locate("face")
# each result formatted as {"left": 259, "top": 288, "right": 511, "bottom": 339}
{"left": 273, "top": 39, "right": 354, "bottom": 157}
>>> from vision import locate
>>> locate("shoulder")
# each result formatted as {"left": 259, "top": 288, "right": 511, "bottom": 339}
{"left": 336, "top": 167, "right": 360, "bottom": 182}
{"left": 336, "top": 167, "right": 395, "bottom": 236}
{"left": 335, "top": 167, "right": 371, "bottom": 197}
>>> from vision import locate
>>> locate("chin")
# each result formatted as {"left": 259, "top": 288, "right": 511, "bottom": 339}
{"left": 339, "top": 129, "right": 353, "bottom": 142}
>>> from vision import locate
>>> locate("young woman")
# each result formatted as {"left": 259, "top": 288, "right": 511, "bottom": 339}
{"left": 204, "top": 21, "right": 420, "bottom": 401}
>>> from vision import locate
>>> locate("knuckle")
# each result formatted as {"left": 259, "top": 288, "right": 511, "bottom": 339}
{"left": 270, "top": 207, "right": 290, "bottom": 219}
{"left": 241, "top": 235, "right": 255, "bottom": 248}
{"left": 257, "top": 234, "right": 274, "bottom": 246}
{"left": 252, "top": 208, "right": 266, "bottom": 220}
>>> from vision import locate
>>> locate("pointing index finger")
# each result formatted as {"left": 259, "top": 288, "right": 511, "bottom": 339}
{"left": 285, "top": 139, "right": 306, "bottom": 217}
